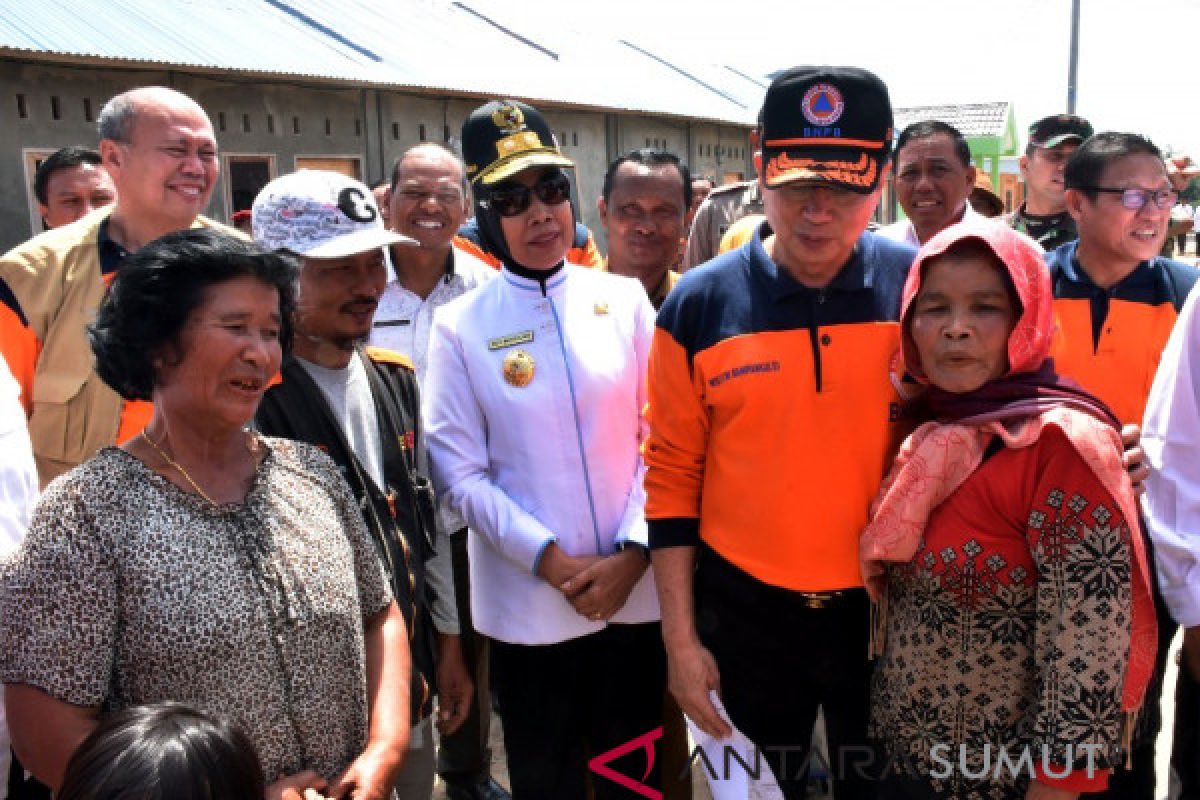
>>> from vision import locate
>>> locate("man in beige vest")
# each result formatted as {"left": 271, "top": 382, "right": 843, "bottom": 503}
{"left": 0, "top": 86, "right": 234, "bottom": 485}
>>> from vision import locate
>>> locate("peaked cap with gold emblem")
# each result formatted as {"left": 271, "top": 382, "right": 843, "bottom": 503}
{"left": 461, "top": 99, "right": 574, "bottom": 186}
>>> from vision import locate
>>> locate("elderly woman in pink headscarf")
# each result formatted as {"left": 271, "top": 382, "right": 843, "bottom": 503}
{"left": 861, "top": 221, "right": 1156, "bottom": 800}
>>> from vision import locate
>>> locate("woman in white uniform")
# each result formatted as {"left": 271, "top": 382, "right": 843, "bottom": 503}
{"left": 423, "top": 99, "right": 663, "bottom": 800}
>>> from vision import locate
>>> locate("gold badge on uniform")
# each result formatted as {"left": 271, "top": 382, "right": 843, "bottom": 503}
{"left": 594, "top": 302, "right": 610, "bottom": 315}
{"left": 502, "top": 350, "right": 536, "bottom": 387}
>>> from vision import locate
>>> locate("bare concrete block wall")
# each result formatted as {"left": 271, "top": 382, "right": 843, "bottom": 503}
{"left": 0, "top": 59, "right": 752, "bottom": 257}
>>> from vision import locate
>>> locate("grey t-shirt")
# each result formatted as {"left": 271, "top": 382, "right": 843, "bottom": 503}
{"left": 295, "top": 352, "right": 460, "bottom": 636}
{"left": 296, "top": 352, "right": 385, "bottom": 491}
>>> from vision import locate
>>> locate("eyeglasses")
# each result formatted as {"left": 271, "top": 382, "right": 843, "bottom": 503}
{"left": 1076, "top": 186, "right": 1179, "bottom": 211}
{"left": 484, "top": 171, "right": 572, "bottom": 217}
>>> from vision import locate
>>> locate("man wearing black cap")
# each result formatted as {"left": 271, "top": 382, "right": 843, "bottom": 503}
{"left": 645, "top": 66, "right": 915, "bottom": 800}
{"left": 1008, "top": 113, "right": 1094, "bottom": 250}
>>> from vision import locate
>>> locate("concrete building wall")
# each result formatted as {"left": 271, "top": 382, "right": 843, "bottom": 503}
{"left": 0, "top": 58, "right": 752, "bottom": 255}
{"left": 688, "top": 122, "right": 721, "bottom": 183}
{"left": 376, "top": 92, "right": 455, "bottom": 184}
{"left": 0, "top": 60, "right": 169, "bottom": 245}
{"left": 618, "top": 114, "right": 689, "bottom": 161}
{"left": 716, "top": 125, "right": 752, "bottom": 183}
{"left": 541, "top": 108, "right": 607, "bottom": 241}
{"left": 176, "top": 74, "right": 367, "bottom": 219}
{"left": 688, "top": 123, "right": 754, "bottom": 186}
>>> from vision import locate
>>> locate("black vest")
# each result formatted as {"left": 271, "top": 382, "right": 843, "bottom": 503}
{"left": 255, "top": 347, "right": 439, "bottom": 721}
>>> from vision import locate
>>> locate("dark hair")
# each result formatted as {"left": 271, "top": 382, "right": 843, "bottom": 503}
{"left": 34, "top": 146, "right": 103, "bottom": 204}
{"left": 89, "top": 229, "right": 297, "bottom": 401}
{"left": 1064, "top": 132, "right": 1162, "bottom": 200}
{"left": 390, "top": 142, "right": 470, "bottom": 195}
{"left": 601, "top": 149, "right": 692, "bottom": 208}
{"left": 57, "top": 703, "right": 265, "bottom": 800}
{"left": 894, "top": 120, "right": 972, "bottom": 168}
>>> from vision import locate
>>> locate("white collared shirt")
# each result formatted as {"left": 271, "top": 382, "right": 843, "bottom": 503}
{"left": 878, "top": 201, "right": 984, "bottom": 247}
{"left": 1142, "top": 286, "right": 1200, "bottom": 627}
{"left": 371, "top": 246, "right": 495, "bottom": 536}
{"left": 423, "top": 263, "right": 659, "bottom": 645}
{"left": 371, "top": 246, "right": 496, "bottom": 382}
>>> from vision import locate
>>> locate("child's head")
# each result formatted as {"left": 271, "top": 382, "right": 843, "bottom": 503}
{"left": 58, "top": 703, "right": 265, "bottom": 800}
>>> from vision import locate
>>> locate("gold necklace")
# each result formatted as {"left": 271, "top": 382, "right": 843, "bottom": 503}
{"left": 140, "top": 429, "right": 219, "bottom": 506}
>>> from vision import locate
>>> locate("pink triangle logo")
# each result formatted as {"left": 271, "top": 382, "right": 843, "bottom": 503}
{"left": 588, "top": 727, "right": 664, "bottom": 799}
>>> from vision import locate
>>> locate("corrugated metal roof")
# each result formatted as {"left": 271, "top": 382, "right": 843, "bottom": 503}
{"left": 894, "top": 102, "right": 1011, "bottom": 138}
{"left": 0, "top": 0, "right": 390, "bottom": 82}
{"left": 0, "top": 0, "right": 758, "bottom": 125}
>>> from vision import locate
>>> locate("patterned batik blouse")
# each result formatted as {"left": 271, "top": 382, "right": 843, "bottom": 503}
{"left": 871, "top": 426, "right": 1134, "bottom": 799}
{"left": 0, "top": 437, "right": 392, "bottom": 782}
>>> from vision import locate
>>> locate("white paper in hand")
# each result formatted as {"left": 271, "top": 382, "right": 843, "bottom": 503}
{"left": 683, "top": 691, "right": 784, "bottom": 800}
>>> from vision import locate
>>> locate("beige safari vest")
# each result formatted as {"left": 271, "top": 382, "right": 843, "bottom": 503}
{"left": 0, "top": 209, "right": 238, "bottom": 485}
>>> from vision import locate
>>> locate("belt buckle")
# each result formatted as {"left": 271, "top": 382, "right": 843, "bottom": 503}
{"left": 801, "top": 592, "right": 832, "bottom": 609}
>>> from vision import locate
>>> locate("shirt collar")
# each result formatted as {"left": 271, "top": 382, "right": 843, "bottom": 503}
{"left": 386, "top": 247, "right": 460, "bottom": 293}
{"left": 901, "top": 201, "right": 978, "bottom": 247}
{"left": 501, "top": 263, "right": 570, "bottom": 296}
{"left": 959, "top": 201, "right": 984, "bottom": 226}
{"left": 97, "top": 216, "right": 129, "bottom": 275}
{"left": 648, "top": 269, "right": 680, "bottom": 309}
{"left": 747, "top": 221, "right": 871, "bottom": 301}
{"left": 1016, "top": 203, "right": 1071, "bottom": 225}
{"left": 1060, "top": 241, "right": 1157, "bottom": 291}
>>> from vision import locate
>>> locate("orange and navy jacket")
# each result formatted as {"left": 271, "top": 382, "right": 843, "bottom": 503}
{"left": 643, "top": 227, "right": 916, "bottom": 591}
{"left": 1047, "top": 241, "right": 1198, "bottom": 426}
{"left": 0, "top": 277, "right": 36, "bottom": 417}
{"left": 454, "top": 219, "right": 604, "bottom": 270}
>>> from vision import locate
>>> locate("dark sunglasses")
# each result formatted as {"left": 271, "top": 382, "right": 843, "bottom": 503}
{"left": 484, "top": 171, "right": 572, "bottom": 217}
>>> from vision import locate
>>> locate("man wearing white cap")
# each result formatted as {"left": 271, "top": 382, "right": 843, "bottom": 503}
{"left": 252, "top": 169, "right": 471, "bottom": 800}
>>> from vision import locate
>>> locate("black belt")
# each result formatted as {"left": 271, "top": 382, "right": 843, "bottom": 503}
{"left": 696, "top": 543, "right": 866, "bottom": 610}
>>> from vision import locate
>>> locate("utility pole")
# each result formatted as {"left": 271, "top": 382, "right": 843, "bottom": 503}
{"left": 1067, "top": 0, "right": 1081, "bottom": 113}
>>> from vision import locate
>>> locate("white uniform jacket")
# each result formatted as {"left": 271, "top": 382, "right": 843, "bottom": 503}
{"left": 423, "top": 263, "right": 660, "bottom": 645}
{"left": 1143, "top": 286, "right": 1200, "bottom": 627}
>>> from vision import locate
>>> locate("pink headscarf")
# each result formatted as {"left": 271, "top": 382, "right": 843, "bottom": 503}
{"left": 861, "top": 219, "right": 1156, "bottom": 715}
{"left": 899, "top": 218, "right": 1055, "bottom": 383}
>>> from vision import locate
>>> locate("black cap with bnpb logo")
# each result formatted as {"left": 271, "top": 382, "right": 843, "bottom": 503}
{"left": 759, "top": 66, "right": 894, "bottom": 194}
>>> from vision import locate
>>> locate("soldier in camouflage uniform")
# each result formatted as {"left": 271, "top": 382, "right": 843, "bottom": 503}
{"left": 1007, "top": 113, "right": 1093, "bottom": 251}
